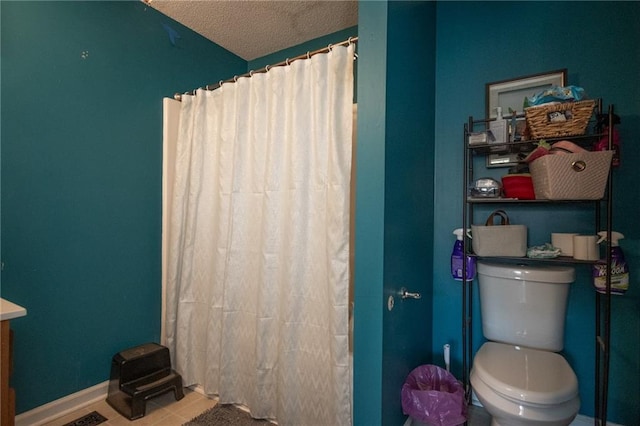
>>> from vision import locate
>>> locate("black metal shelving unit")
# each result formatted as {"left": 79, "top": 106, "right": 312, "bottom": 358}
{"left": 460, "top": 101, "right": 615, "bottom": 425}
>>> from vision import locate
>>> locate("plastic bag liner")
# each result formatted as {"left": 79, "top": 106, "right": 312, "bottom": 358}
{"left": 401, "top": 365, "right": 467, "bottom": 426}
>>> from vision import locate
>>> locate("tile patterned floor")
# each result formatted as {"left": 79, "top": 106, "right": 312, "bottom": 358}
{"left": 42, "top": 387, "right": 493, "bottom": 426}
{"left": 43, "top": 388, "right": 218, "bottom": 426}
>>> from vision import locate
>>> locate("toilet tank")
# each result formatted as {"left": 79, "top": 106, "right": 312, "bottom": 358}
{"left": 477, "top": 262, "right": 575, "bottom": 352}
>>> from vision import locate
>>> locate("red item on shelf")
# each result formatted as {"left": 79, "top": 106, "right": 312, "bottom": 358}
{"left": 502, "top": 174, "right": 536, "bottom": 200}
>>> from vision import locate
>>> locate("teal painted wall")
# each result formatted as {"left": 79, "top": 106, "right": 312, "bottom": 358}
{"left": 382, "top": 1, "right": 436, "bottom": 425}
{"left": 353, "top": 2, "right": 436, "bottom": 425}
{"left": 353, "top": 2, "right": 387, "bottom": 424}
{"left": 432, "top": 2, "right": 640, "bottom": 424}
{"left": 1, "top": 1, "right": 245, "bottom": 413}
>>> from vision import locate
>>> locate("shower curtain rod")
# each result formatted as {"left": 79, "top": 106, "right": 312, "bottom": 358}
{"left": 173, "top": 36, "right": 358, "bottom": 101}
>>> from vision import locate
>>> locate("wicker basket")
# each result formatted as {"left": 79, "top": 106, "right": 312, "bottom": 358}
{"left": 525, "top": 100, "right": 595, "bottom": 139}
{"left": 529, "top": 150, "right": 613, "bottom": 200}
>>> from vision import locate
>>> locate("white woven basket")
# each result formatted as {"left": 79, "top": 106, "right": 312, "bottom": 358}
{"left": 471, "top": 210, "right": 528, "bottom": 257}
{"left": 529, "top": 151, "right": 613, "bottom": 200}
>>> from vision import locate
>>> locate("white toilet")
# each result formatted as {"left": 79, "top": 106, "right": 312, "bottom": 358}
{"left": 470, "top": 262, "right": 580, "bottom": 426}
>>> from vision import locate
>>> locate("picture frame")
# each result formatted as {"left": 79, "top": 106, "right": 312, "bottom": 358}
{"left": 486, "top": 151, "right": 532, "bottom": 168}
{"left": 485, "top": 69, "right": 567, "bottom": 167}
{"left": 486, "top": 69, "right": 567, "bottom": 118}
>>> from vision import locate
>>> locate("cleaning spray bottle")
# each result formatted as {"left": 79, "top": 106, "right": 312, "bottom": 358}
{"left": 451, "top": 229, "right": 476, "bottom": 281}
{"left": 593, "top": 231, "right": 629, "bottom": 295}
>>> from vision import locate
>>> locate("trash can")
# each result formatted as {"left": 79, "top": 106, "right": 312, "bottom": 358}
{"left": 401, "top": 365, "right": 467, "bottom": 426}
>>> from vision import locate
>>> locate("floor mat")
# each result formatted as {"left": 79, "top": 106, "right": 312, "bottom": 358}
{"left": 184, "top": 404, "right": 271, "bottom": 425}
{"left": 62, "top": 411, "right": 107, "bottom": 426}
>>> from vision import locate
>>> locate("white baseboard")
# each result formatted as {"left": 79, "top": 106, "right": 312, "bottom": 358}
{"left": 15, "top": 382, "right": 208, "bottom": 426}
{"left": 15, "top": 381, "right": 109, "bottom": 426}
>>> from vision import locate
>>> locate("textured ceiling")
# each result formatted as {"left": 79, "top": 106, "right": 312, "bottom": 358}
{"left": 147, "top": 0, "right": 358, "bottom": 61}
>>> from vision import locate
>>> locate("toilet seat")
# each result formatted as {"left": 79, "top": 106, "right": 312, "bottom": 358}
{"left": 473, "top": 342, "right": 578, "bottom": 405}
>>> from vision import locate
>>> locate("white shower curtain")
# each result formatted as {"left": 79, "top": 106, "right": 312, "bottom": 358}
{"left": 164, "top": 44, "right": 354, "bottom": 425}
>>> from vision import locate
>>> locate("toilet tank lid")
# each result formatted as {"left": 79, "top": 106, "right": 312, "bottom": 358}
{"left": 472, "top": 342, "right": 579, "bottom": 405}
{"left": 477, "top": 262, "right": 575, "bottom": 283}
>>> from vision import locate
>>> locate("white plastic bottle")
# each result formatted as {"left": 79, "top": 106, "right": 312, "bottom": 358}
{"left": 489, "top": 106, "right": 509, "bottom": 149}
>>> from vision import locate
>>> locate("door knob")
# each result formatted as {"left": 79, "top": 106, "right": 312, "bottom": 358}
{"left": 400, "top": 287, "right": 421, "bottom": 300}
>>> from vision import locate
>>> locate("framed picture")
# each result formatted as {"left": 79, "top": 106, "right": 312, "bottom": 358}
{"left": 484, "top": 69, "right": 567, "bottom": 167}
{"left": 486, "top": 151, "right": 533, "bottom": 168}
{"left": 486, "top": 69, "right": 567, "bottom": 118}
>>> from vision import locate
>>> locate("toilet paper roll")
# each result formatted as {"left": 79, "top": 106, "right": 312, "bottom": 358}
{"left": 551, "top": 233, "right": 579, "bottom": 256}
{"left": 573, "top": 235, "right": 599, "bottom": 261}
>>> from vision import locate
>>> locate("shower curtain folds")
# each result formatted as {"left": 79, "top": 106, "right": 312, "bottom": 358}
{"left": 164, "top": 44, "right": 355, "bottom": 425}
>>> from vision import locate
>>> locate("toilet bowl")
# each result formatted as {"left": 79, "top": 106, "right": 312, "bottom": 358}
{"left": 472, "top": 262, "right": 580, "bottom": 425}
{"left": 471, "top": 342, "right": 579, "bottom": 426}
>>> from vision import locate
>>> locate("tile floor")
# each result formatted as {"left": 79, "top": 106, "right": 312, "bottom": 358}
{"left": 43, "top": 388, "right": 492, "bottom": 426}
{"left": 43, "top": 388, "right": 491, "bottom": 426}
{"left": 39, "top": 390, "right": 602, "bottom": 426}
{"left": 43, "top": 388, "right": 218, "bottom": 426}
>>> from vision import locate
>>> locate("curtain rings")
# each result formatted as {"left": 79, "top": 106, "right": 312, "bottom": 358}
{"left": 174, "top": 36, "right": 357, "bottom": 100}
{"left": 347, "top": 37, "right": 358, "bottom": 60}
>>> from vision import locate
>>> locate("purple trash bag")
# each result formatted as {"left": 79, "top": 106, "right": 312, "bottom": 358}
{"left": 401, "top": 365, "right": 467, "bottom": 426}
